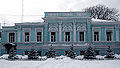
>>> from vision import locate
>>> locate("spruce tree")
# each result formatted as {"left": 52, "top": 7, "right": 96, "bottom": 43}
{"left": 8, "top": 47, "right": 17, "bottom": 59}
{"left": 66, "top": 45, "right": 76, "bottom": 59}
{"left": 105, "top": 46, "right": 115, "bottom": 58}
{"left": 84, "top": 46, "right": 96, "bottom": 59}
{"left": 45, "top": 45, "right": 56, "bottom": 58}
{"left": 28, "top": 49, "right": 39, "bottom": 59}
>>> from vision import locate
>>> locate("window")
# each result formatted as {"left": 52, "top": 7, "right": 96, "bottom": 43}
{"left": 9, "top": 33, "right": 15, "bottom": 43}
{"left": 65, "top": 32, "right": 70, "bottom": 42}
{"left": 106, "top": 32, "right": 112, "bottom": 41}
{"left": 79, "top": 32, "right": 84, "bottom": 41}
{"left": 94, "top": 32, "right": 99, "bottom": 41}
{"left": 25, "top": 32, "right": 29, "bottom": 42}
{"left": 37, "top": 32, "right": 42, "bottom": 42}
{"left": 51, "top": 32, "right": 56, "bottom": 42}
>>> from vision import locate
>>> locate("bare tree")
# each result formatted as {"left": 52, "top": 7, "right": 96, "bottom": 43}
{"left": 85, "top": 4, "right": 119, "bottom": 21}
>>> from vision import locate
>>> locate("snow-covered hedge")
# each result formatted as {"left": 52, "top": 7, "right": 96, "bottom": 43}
{"left": 0, "top": 54, "right": 120, "bottom": 60}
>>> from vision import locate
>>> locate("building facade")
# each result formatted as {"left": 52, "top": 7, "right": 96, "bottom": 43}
{"left": 1, "top": 12, "right": 120, "bottom": 56}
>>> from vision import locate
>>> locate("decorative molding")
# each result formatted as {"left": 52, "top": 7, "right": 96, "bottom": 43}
{"left": 63, "top": 23, "right": 72, "bottom": 31}
{"left": 77, "top": 23, "right": 86, "bottom": 31}
{"left": 23, "top": 28, "right": 31, "bottom": 32}
{"left": 48, "top": 24, "right": 58, "bottom": 32}
{"left": 35, "top": 28, "right": 43, "bottom": 32}
{"left": 92, "top": 27, "right": 101, "bottom": 31}
{"left": 105, "top": 27, "right": 113, "bottom": 31}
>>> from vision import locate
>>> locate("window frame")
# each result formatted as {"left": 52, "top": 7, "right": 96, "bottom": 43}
{"left": 65, "top": 32, "right": 71, "bottom": 42}
{"left": 8, "top": 32, "right": 15, "bottom": 43}
{"left": 94, "top": 32, "right": 99, "bottom": 42}
{"left": 24, "top": 32, "right": 30, "bottom": 42}
{"left": 50, "top": 32, "right": 56, "bottom": 43}
{"left": 79, "top": 32, "right": 85, "bottom": 42}
{"left": 36, "top": 32, "right": 42, "bottom": 42}
{"left": 106, "top": 31, "right": 113, "bottom": 41}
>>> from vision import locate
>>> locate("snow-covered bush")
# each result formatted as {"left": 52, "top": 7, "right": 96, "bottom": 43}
{"left": 21, "top": 55, "right": 28, "bottom": 59}
{"left": 105, "top": 46, "right": 115, "bottom": 58}
{"left": 28, "top": 49, "right": 39, "bottom": 59}
{"left": 8, "top": 47, "right": 18, "bottom": 59}
{"left": 45, "top": 45, "right": 56, "bottom": 58}
{"left": 96, "top": 55, "right": 105, "bottom": 59}
{"left": 84, "top": 46, "right": 96, "bottom": 59}
{"left": 66, "top": 45, "right": 76, "bottom": 59}
{"left": 114, "top": 54, "right": 120, "bottom": 58}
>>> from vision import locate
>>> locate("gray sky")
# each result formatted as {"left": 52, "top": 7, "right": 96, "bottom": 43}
{"left": 0, "top": 0, "right": 120, "bottom": 26}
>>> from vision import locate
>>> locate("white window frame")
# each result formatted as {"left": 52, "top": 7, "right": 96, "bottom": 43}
{"left": 24, "top": 32, "right": 30, "bottom": 42}
{"left": 35, "top": 28, "right": 43, "bottom": 43}
{"left": 8, "top": 32, "right": 15, "bottom": 43}
{"left": 93, "top": 32, "right": 99, "bottom": 42}
{"left": 105, "top": 27, "right": 113, "bottom": 42}
{"left": 50, "top": 32, "right": 56, "bottom": 43}
{"left": 92, "top": 27, "right": 101, "bottom": 42}
{"left": 65, "top": 32, "right": 71, "bottom": 42}
{"left": 36, "top": 32, "right": 42, "bottom": 42}
{"left": 79, "top": 32, "right": 85, "bottom": 42}
{"left": 106, "top": 31, "right": 113, "bottom": 41}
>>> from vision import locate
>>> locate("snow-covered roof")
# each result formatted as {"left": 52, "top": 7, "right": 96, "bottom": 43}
{"left": 15, "top": 22, "right": 44, "bottom": 26}
{"left": 92, "top": 18, "right": 113, "bottom": 22}
{"left": 91, "top": 18, "right": 120, "bottom": 25}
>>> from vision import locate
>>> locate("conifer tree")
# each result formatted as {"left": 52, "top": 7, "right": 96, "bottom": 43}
{"left": 66, "top": 45, "right": 76, "bottom": 59}
{"left": 45, "top": 45, "right": 56, "bottom": 58}
{"left": 105, "top": 46, "right": 115, "bottom": 58}
{"left": 8, "top": 47, "right": 17, "bottom": 59}
{"left": 28, "top": 48, "right": 39, "bottom": 59}
{"left": 84, "top": 46, "right": 96, "bottom": 59}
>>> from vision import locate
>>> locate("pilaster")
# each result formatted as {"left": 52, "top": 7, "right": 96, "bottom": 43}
{"left": 59, "top": 22, "right": 62, "bottom": 43}
{"left": 73, "top": 21, "right": 76, "bottom": 43}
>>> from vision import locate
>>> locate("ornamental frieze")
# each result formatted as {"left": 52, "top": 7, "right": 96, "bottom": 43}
{"left": 35, "top": 28, "right": 43, "bottom": 32}
{"left": 77, "top": 23, "right": 86, "bottom": 31}
{"left": 48, "top": 24, "right": 58, "bottom": 32}
{"left": 63, "top": 23, "right": 72, "bottom": 31}
{"left": 92, "top": 27, "right": 100, "bottom": 31}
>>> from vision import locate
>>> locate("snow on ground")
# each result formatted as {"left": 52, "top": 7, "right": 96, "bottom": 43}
{"left": 0, "top": 55, "right": 120, "bottom": 68}
{"left": 0, "top": 54, "right": 9, "bottom": 59}
{"left": 0, "top": 57, "right": 120, "bottom": 68}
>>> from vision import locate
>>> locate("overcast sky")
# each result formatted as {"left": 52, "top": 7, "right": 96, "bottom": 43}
{"left": 0, "top": 0, "right": 120, "bottom": 26}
